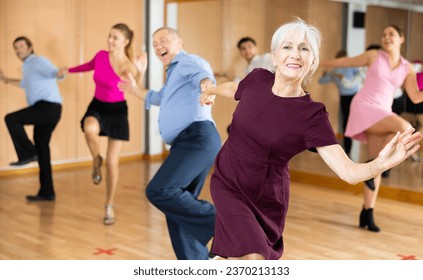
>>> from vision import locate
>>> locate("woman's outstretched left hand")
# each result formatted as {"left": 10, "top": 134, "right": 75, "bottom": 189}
{"left": 377, "top": 128, "right": 422, "bottom": 170}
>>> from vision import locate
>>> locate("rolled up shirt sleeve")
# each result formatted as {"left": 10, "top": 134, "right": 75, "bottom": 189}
{"left": 145, "top": 89, "right": 163, "bottom": 110}
{"left": 179, "top": 58, "right": 215, "bottom": 88}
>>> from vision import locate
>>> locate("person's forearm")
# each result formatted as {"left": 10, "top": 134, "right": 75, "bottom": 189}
{"left": 133, "top": 87, "right": 148, "bottom": 100}
{"left": 2, "top": 77, "right": 21, "bottom": 87}
{"left": 210, "top": 81, "right": 238, "bottom": 99}
{"left": 135, "top": 71, "right": 143, "bottom": 86}
{"left": 317, "top": 144, "right": 386, "bottom": 185}
{"left": 129, "top": 73, "right": 148, "bottom": 100}
{"left": 347, "top": 158, "right": 385, "bottom": 185}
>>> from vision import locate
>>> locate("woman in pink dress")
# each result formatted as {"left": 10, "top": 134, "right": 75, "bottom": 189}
{"left": 321, "top": 25, "right": 423, "bottom": 232}
{"left": 200, "top": 19, "right": 422, "bottom": 260}
{"left": 58, "top": 23, "right": 142, "bottom": 225}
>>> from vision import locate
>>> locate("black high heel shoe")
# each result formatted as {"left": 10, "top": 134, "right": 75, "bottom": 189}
{"left": 359, "top": 207, "right": 366, "bottom": 228}
{"left": 359, "top": 207, "right": 380, "bottom": 232}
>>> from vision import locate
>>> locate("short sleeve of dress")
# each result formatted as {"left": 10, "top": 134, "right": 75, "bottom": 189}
{"left": 234, "top": 68, "right": 261, "bottom": 101}
{"left": 304, "top": 103, "right": 338, "bottom": 152}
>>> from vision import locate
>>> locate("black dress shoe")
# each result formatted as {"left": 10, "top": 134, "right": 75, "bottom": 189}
{"left": 10, "top": 155, "right": 38, "bottom": 166}
{"left": 26, "top": 194, "right": 55, "bottom": 201}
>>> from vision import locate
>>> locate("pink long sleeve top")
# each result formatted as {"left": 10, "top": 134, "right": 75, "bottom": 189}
{"left": 68, "top": 50, "right": 125, "bottom": 103}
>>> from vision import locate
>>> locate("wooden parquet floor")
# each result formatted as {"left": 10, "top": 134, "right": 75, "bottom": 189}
{"left": 0, "top": 159, "right": 422, "bottom": 260}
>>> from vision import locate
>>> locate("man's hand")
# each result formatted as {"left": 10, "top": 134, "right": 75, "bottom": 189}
{"left": 119, "top": 72, "right": 148, "bottom": 100}
{"left": 200, "top": 79, "right": 216, "bottom": 106}
{"left": 57, "top": 67, "right": 68, "bottom": 79}
{"left": 0, "top": 69, "right": 6, "bottom": 83}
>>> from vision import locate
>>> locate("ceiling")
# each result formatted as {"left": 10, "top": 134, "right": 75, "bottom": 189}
{"left": 330, "top": 0, "right": 423, "bottom": 12}
{"left": 339, "top": 0, "right": 423, "bottom": 4}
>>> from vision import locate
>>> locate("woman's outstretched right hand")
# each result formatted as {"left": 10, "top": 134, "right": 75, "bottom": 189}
{"left": 134, "top": 52, "right": 148, "bottom": 74}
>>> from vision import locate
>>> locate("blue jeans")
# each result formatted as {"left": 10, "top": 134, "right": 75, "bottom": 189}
{"left": 146, "top": 121, "right": 221, "bottom": 260}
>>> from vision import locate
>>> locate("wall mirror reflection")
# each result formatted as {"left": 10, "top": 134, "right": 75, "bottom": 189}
{"left": 1, "top": 0, "right": 422, "bottom": 205}
{"left": 165, "top": 0, "right": 423, "bottom": 204}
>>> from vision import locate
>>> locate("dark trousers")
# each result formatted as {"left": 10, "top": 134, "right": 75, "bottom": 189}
{"left": 146, "top": 121, "right": 221, "bottom": 260}
{"left": 5, "top": 101, "right": 62, "bottom": 196}
{"left": 340, "top": 95, "right": 354, "bottom": 155}
{"left": 392, "top": 94, "right": 405, "bottom": 115}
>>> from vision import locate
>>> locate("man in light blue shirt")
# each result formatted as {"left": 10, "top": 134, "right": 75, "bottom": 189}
{"left": 120, "top": 27, "right": 221, "bottom": 260}
{"left": 319, "top": 50, "right": 360, "bottom": 155}
{"left": 0, "top": 36, "right": 62, "bottom": 201}
{"left": 145, "top": 49, "right": 215, "bottom": 145}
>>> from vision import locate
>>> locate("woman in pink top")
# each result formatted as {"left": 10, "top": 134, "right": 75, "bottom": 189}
{"left": 59, "top": 23, "right": 141, "bottom": 225}
{"left": 321, "top": 25, "right": 423, "bottom": 232}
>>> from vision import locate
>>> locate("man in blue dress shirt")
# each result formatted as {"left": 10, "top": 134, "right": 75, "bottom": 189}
{"left": 120, "top": 27, "right": 221, "bottom": 260}
{"left": 318, "top": 50, "right": 360, "bottom": 156}
{"left": 0, "top": 36, "right": 63, "bottom": 201}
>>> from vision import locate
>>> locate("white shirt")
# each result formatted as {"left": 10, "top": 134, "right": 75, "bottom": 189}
{"left": 246, "top": 53, "right": 275, "bottom": 74}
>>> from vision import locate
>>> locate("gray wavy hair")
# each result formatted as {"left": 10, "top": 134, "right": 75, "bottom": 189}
{"left": 270, "top": 18, "right": 321, "bottom": 84}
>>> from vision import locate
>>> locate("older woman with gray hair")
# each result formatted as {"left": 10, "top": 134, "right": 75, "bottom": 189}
{"left": 200, "top": 18, "right": 421, "bottom": 260}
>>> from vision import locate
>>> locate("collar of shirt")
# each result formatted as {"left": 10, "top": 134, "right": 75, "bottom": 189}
{"left": 23, "top": 54, "right": 36, "bottom": 65}
{"left": 379, "top": 50, "right": 408, "bottom": 67}
{"left": 166, "top": 50, "right": 187, "bottom": 72}
{"left": 250, "top": 54, "right": 260, "bottom": 63}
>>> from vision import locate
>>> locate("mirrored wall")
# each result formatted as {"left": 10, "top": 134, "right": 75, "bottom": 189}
{"left": 166, "top": 0, "right": 423, "bottom": 199}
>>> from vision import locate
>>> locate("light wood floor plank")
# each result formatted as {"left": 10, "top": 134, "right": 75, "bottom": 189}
{"left": 0, "top": 159, "right": 422, "bottom": 260}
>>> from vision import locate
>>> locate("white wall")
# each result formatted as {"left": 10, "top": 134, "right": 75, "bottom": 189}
{"left": 330, "top": 0, "right": 423, "bottom": 13}
{"left": 347, "top": 2, "right": 367, "bottom": 56}
{"left": 146, "top": 0, "right": 165, "bottom": 155}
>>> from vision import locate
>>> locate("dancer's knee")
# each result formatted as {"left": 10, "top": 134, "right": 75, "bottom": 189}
{"left": 146, "top": 184, "right": 165, "bottom": 205}
{"left": 4, "top": 113, "right": 15, "bottom": 125}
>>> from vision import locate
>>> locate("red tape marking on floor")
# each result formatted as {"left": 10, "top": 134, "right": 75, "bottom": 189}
{"left": 94, "top": 248, "right": 117, "bottom": 255}
{"left": 397, "top": 254, "right": 418, "bottom": 260}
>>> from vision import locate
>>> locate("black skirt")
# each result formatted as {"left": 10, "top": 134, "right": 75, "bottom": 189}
{"left": 81, "top": 98, "right": 129, "bottom": 141}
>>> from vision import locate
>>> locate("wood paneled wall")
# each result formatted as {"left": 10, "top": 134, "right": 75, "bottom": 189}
{"left": 409, "top": 11, "right": 423, "bottom": 62}
{"left": 175, "top": 0, "right": 423, "bottom": 144}
{"left": 0, "top": 0, "right": 144, "bottom": 169}
{"left": 2, "top": 0, "right": 423, "bottom": 172}
{"left": 365, "top": 6, "right": 409, "bottom": 56}
{"left": 366, "top": 5, "right": 423, "bottom": 62}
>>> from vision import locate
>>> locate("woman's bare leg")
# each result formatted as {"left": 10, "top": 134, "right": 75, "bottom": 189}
{"left": 83, "top": 116, "right": 101, "bottom": 158}
{"left": 83, "top": 117, "right": 103, "bottom": 184}
{"left": 105, "top": 138, "right": 122, "bottom": 207}
{"left": 360, "top": 115, "right": 412, "bottom": 231}
{"left": 102, "top": 138, "right": 122, "bottom": 225}
{"left": 364, "top": 115, "right": 412, "bottom": 208}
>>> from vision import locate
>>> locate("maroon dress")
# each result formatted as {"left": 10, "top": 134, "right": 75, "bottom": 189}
{"left": 210, "top": 68, "right": 338, "bottom": 259}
